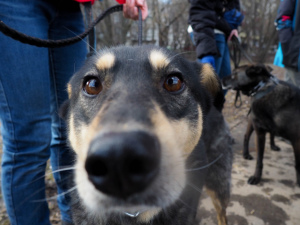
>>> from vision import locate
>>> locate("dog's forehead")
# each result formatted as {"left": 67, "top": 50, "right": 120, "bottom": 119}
{"left": 94, "top": 46, "right": 176, "bottom": 71}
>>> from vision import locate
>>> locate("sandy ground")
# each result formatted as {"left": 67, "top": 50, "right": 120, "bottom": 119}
{"left": 0, "top": 65, "right": 299, "bottom": 225}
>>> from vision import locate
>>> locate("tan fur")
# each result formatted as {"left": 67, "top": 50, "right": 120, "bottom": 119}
{"left": 206, "top": 188, "right": 228, "bottom": 225}
{"left": 183, "top": 105, "right": 203, "bottom": 157}
{"left": 68, "top": 113, "right": 90, "bottom": 162}
{"left": 137, "top": 208, "right": 162, "bottom": 223}
{"left": 96, "top": 52, "right": 116, "bottom": 71}
{"left": 67, "top": 83, "right": 72, "bottom": 99}
{"left": 201, "top": 64, "right": 220, "bottom": 97}
{"left": 151, "top": 104, "right": 203, "bottom": 159}
{"left": 149, "top": 50, "right": 170, "bottom": 70}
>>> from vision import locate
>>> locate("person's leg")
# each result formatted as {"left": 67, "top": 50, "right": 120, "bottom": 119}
{"left": 48, "top": 1, "right": 87, "bottom": 223}
{"left": 0, "top": 1, "right": 55, "bottom": 224}
{"left": 218, "top": 42, "right": 231, "bottom": 80}
{"left": 214, "top": 34, "right": 226, "bottom": 75}
{"left": 214, "top": 34, "right": 231, "bottom": 95}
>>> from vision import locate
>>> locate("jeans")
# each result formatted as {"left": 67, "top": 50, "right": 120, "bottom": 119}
{"left": 214, "top": 33, "right": 231, "bottom": 95}
{"left": 0, "top": 0, "right": 87, "bottom": 224}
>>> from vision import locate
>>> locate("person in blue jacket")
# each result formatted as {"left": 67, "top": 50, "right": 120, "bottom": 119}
{"left": 274, "top": 0, "right": 300, "bottom": 87}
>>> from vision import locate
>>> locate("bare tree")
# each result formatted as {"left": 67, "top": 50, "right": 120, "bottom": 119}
{"left": 87, "top": 0, "right": 281, "bottom": 63}
{"left": 239, "top": 0, "right": 280, "bottom": 62}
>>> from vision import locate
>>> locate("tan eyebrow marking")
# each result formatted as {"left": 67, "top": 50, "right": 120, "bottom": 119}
{"left": 95, "top": 52, "right": 116, "bottom": 71}
{"left": 149, "top": 50, "right": 170, "bottom": 70}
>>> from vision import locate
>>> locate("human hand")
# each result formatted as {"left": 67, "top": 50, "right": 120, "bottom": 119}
{"left": 199, "top": 56, "right": 216, "bottom": 70}
{"left": 122, "top": 0, "right": 148, "bottom": 20}
{"left": 228, "top": 29, "right": 238, "bottom": 41}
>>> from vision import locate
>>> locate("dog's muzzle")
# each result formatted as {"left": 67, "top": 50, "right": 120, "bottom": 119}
{"left": 85, "top": 131, "right": 161, "bottom": 199}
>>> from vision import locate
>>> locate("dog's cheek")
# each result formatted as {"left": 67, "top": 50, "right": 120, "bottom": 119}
{"left": 68, "top": 113, "right": 91, "bottom": 161}
{"left": 150, "top": 105, "right": 188, "bottom": 197}
{"left": 180, "top": 105, "right": 203, "bottom": 157}
{"left": 75, "top": 160, "right": 105, "bottom": 213}
{"left": 69, "top": 113, "right": 107, "bottom": 213}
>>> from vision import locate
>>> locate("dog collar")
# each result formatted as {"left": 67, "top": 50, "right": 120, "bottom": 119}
{"left": 124, "top": 211, "right": 141, "bottom": 217}
{"left": 250, "top": 75, "right": 279, "bottom": 99}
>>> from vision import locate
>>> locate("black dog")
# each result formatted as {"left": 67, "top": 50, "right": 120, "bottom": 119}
{"left": 223, "top": 64, "right": 300, "bottom": 186}
{"left": 60, "top": 45, "right": 232, "bottom": 225}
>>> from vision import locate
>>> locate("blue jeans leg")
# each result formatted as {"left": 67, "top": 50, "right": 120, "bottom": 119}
{"left": 0, "top": 0, "right": 86, "bottom": 224}
{"left": 214, "top": 34, "right": 232, "bottom": 95}
{"left": 48, "top": 5, "right": 86, "bottom": 223}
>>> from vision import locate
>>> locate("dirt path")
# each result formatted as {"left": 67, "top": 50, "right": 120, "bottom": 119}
{"left": 0, "top": 66, "right": 299, "bottom": 225}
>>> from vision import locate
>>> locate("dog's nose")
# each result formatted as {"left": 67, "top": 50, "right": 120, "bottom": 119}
{"left": 85, "top": 131, "right": 161, "bottom": 199}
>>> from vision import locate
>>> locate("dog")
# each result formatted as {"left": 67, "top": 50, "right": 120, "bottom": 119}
{"left": 60, "top": 45, "right": 233, "bottom": 225}
{"left": 222, "top": 64, "right": 300, "bottom": 186}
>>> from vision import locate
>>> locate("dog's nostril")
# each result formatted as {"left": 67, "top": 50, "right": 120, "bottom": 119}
{"left": 128, "top": 158, "right": 151, "bottom": 175}
{"left": 85, "top": 157, "right": 108, "bottom": 177}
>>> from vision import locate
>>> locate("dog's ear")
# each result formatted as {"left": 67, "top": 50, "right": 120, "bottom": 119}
{"left": 246, "top": 65, "right": 262, "bottom": 76}
{"left": 246, "top": 64, "right": 271, "bottom": 77}
{"left": 59, "top": 100, "right": 70, "bottom": 120}
{"left": 266, "top": 65, "right": 273, "bottom": 72}
{"left": 200, "top": 63, "right": 225, "bottom": 111}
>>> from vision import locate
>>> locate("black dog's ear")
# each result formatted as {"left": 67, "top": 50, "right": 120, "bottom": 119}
{"left": 200, "top": 64, "right": 225, "bottom": 111}
{"left": 246, "top": 65, "right": 262, "bottom": 76}
{"left": 246, "top": 64, "right": 271, "bottom": 77}
{"left": 59, "top": 100, "right": 70, "bottom": 120}
{"left": 266, "top": 65, "right": 273, "bottom": 72}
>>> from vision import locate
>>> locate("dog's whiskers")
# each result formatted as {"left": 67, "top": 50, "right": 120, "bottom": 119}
{"left": 167, "top": 51, "right": 194, "bottom": 63}
{"left": 177, "top": 197, "right": 198, "bottom": 213}
{"left": 187, "top": 182, "right": 203, "bottom": 194}
{"left": 35, "top": 166, "right": 75, "bottom": 183}
{"left": 185, "top": 153, "right": 224, "bottom": 172}
{"left": 63, "top": 26, "right": 98, "bottom": 57}
{"left": 32, "top": 185, "right": 78, "bottom": 203}
{"left": 50, "top": 166, "right": 76, "bottom": 175}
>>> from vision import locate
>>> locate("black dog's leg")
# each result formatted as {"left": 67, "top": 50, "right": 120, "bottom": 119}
{"left": 270, "top": 132, "right": 280, "bottom": 151}
{"left": 292, "top": 140, "right": 300, "bottom": 186}
{"left": 248, "top": 129, "right": 266, "bottom": 185}
{"left": 243, "top": 120, "right": 254, "bottom": 160}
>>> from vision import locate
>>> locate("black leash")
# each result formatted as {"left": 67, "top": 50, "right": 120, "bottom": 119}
{"left": 229, "top": 36, "right": 241, "bottom": 69}
{"left": 230, "top": 35, "right": 254, "bottom": 66}
{"left": 229, "top": 35, "right": 254, "bottom": 108}
{"left": 84, "top": 2, "right": 96, "bottom": 56}
{"left": 0, "top": 4, "right": 143, "bottom": 48}
{"left": 234, "top": 90, "right": 243, "bottom": 108}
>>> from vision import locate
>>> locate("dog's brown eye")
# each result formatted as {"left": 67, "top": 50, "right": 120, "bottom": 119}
{"left": 163, "top": 76, "right": 183, "bottom": 92}
{"left": 84, "top": 78, "right": 102, "bottom": 96}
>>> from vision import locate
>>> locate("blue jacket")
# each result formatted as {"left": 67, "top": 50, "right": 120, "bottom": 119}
{"left": 188, "top": 0, "right": 243, "bottom": 59}
{"left": 274, "top": 0, "right": 299, "bottom": 70}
